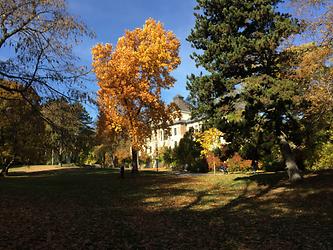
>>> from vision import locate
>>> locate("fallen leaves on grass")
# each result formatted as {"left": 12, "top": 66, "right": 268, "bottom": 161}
{"left": 0, "top": 169, "right": 332, "bottom": 249}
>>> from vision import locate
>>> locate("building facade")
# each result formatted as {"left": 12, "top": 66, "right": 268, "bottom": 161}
{"left": 144, "top": 95, "right": 202, "bottom": 162}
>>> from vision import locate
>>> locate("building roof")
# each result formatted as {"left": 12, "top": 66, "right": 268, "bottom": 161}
{"left": 172, "top": 117, "right": 202, "bottom": 126}
{"left": 172, "top": 95, "right": 192, "bottom": 112}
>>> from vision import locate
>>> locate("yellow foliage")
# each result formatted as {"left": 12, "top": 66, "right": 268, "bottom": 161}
{"left": 92, "top": 18, "right": 180, "bottom": 150}
{"left": 291, "top": 43, "right": 332, "bottom": 80}
{"left": 285, "top": 43, "right": 333, "bottom": 117}
{"left": 195, "top": 128, "right": 227, "bottom": 157}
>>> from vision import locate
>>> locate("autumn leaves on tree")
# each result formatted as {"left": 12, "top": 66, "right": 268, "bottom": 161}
{"left": 1, "top": 0, "right": 332, "bottom": 179}
{"left": 0, "top": 0, "right": 93, "bottom": 99}
{"left": 92, "top": 19, "right": 180, "bottom": 172}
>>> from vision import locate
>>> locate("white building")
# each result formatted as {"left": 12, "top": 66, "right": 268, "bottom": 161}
{"left": 144, "top": 95, "right": 202, "bottom": 160}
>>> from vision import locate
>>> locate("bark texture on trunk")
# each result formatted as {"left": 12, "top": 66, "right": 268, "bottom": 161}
{"left": 131, "top": 148, "right": 139, "bottom": 173}
{"left": 59, "top": 146, "right": 63, "bottom": 167}
{"left": 279, "top": 133, "right": 302, "bottom": 182}
{"left": 0, "top": 159, "right": 14, "bottom": 177}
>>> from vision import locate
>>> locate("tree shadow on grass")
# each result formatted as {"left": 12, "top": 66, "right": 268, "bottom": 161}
{"left": 178, "top": 172, "right": 288, "bottom": 219}
{"left": 0, "top": 169, "right": 332, "bottom": 249}
{"left": 147, "top": 171, "right": 332, "bottom": 249}
{"left": 172, "top": 171, "right": 333, "bottom": 249}
{"left": 234, "top": 171, "right": 287, "bottom": 186}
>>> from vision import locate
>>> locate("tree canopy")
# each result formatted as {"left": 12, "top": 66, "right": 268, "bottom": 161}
{"left": 92, "top": 18, "right": 181, "bottom": 172}
{"left": 0, "top": 81, "right": 44, "bottom": 175}
{"left": 0, "top": 0, "right": 93, "bottom": 100}
{"left": 187, "top": 0, "right": 308, "bottom": 181}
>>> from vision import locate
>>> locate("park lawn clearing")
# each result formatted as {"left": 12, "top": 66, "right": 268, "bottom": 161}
{"left": 7, "top": 164, "right": 80, "bottom": 173}
{"left": 0, "top": 168, "right": 332, "bottom": 249}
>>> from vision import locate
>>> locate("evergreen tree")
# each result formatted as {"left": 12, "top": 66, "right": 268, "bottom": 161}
{"left": 174, "top": 129, "right": 208, "bottom": 173}
{"left": 42, "top": 98, "right": 94, "bottom": 166}
{"left": 187, "top": 0, "right": 303, "bottom": 181}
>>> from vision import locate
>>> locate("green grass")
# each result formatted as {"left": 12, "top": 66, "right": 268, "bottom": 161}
{"left": 0, "top": 168, "right": 332, "bottom": 249}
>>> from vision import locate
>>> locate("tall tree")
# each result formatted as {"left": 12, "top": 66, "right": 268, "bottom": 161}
{"left": 281, "top": 42, "right": 333, "bottom": 167}
{"left": 71, "top": 103, "right": 95, "bottom": 164}
{"left": 187, "top": 0, "right": 303, "bottom": 181}
{"left": 92, "top": 18, "right": 181, "bottom": 172}
{"left": 42, "top": 98, "right": 94, "bottom": 166}
{"left": 268, "top": 0, "right": 333, "bottom": 169}
{"left": 290, "top": 0, "right": 333, "bottom": 126}
{"left": 0, "top": 81, "right": 45, "bottom": 175}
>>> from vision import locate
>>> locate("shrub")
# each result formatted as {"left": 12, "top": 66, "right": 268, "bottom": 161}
{"left": 84, "top": 150, "right": 97, "bottom": 165}
{"left": 160, "top": 146, "right": 174, "bottom": 168}
{"left": 139, "top": 151, "right": 151, "bottom": 166}
{"left": 260, "top": 144, "right": 284, "bottom": 172}
{"left": 170, "top": 161, "right": 182, "bottom": 171}
{"left": 312, "top": 140, "right": 333, "bottom": 170}
{"left": 173, "top": 130, "right": 203, "bottom": 172}
{"left": 226, "top": 153, "right": 252, "bottom": 172}
{"left": 186, "top": 158, "right": 209, "bottom": 173}
{"left": 206, "top": 152, "right": 223, "bottom": 171}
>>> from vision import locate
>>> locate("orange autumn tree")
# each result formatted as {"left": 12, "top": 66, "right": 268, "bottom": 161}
{"left": 92, "top": 18, "right": 180, "bottom": 172}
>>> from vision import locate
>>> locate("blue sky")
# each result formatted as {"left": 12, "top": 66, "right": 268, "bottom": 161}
{"left": 67, "top": 0, "right": 201, "bottom": 119}
{"left": 64, "top": 0, "right": 325, "bottom": 120}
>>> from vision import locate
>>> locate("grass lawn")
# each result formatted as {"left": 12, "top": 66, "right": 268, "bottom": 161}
{"left": 0, "top": 167, "right": 332, "bottom": 249}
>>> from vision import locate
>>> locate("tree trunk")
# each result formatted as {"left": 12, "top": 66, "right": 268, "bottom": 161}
{"left": 279, "top": 133, "right": 302, "bottom": 182}
{"left": 131, "top": 148, "right": 139, "bottom": 173}
{"left": 51, "top": 149, "right": 54, "bottom": 165}
{"left": 251, "top": 147, "right": 259, "bottom": 174}
{"left": 114, "top": 156, "right": 118, "bottom": 168}
{"left": 59, "top": 147, "right": 63, "bottom": 167}
{"left": 251, "top": 159, "right": 258, "bottom": 174}
{"left": 0, "top": 159, "right": 14, "bottom": 177}
{"left": 102, "top": 152, "right": 106, "bottom": 168}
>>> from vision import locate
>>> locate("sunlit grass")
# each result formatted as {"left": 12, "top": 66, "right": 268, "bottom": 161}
{"left": 0, "top": 168, "right": 332, "bottom": 249}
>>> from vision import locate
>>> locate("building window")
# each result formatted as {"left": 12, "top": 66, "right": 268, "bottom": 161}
{"left": 160, "top": 131, "right": 163, "bottom": 141}
{"left": 174, "top": 127, "right": 177, "bottom": 136}
{"left": 174, "top": 141, "right": 178, "bottom": 147}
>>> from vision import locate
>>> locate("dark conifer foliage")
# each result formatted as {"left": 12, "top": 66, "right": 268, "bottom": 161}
{"left": 187, "top": 0, "right": 304, "bottom": 181}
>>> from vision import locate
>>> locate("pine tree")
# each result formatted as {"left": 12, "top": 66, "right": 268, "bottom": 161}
{"left": 187, "top": 0, "right": 303, "bottom": 181}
